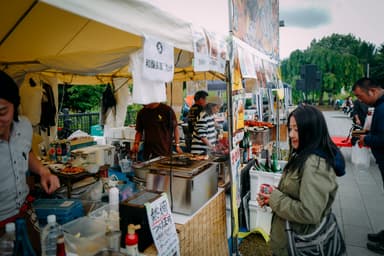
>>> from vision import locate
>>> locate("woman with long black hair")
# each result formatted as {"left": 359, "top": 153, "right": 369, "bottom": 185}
{"left": 257, "top": 105, "right": 345, "bottom": 256}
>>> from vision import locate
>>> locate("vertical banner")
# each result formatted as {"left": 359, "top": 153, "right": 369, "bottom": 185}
{"left": 231, "top": 0, "right": 279, "bottom": 59}
{"left": 145, "top": 193, "right": 180, "bottom": 256}
{"left": 143, "top": 35, "right": 174, "bottom": 82}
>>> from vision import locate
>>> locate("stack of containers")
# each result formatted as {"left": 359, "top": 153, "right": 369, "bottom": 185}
{"left": 248, "top": 159, "right": 287, "bottom": 235}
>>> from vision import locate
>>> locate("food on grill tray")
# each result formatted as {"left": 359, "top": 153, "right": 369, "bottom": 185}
{"left": 60, "top": 166, "right": 85, "bottom": 174}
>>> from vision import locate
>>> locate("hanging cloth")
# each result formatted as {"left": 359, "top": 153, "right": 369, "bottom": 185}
{"left": 100, "top": 83, "right": 117, "bottom": 126}
{"left": 39, "top": 82, "right": 56, "bottom": 136}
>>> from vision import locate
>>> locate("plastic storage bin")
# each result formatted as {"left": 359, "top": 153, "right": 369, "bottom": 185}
{"left": 33, "top": 199, "right": 84, "bottom": 225}
{"left": 249, "top": 170, "right": 282, "bottom": 201}
{"left": 249, "top": 159, "right": 287, "bottom": 201}
{"left": 62, "top": 217, "right": 108, "bottom": 256}
{"left": 248, "top": 200, "right": 272, "bottom": 235}
{"left": 91, "top": 125, "right": 104, "bottom": 136}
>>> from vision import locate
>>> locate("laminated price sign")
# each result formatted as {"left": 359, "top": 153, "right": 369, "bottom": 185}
{"left": 145, "top": 193, "right": 180, "bottom": 256}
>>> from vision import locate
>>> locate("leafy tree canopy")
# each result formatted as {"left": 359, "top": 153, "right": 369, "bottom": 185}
{"left": 58, "top": 84, "right": 105, "bottom": 112}
{"left": 281, "top": 33, "right": 383, "bottom": 103}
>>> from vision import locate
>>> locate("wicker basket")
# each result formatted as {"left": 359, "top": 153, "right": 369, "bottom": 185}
{"left": 144, "top": 189, "right": 228, "bottom": 255}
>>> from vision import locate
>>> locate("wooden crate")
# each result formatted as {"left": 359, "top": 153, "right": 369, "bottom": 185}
{"left": 144, "top": 189, "right": 228, "bottom": 255}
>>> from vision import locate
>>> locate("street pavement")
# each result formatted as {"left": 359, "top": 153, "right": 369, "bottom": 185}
{"left": 323, "top": 111, "right": 384, "bottom": 256}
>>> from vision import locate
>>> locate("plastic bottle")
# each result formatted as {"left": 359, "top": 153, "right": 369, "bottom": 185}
{"left": 0, "top": 222, "right": 15, "bottom": 256}
{"left": 125, "top": 224, "right": 141, "bottom": 256}
{"left": 272, "top": 143, "right": 280, "bottom": 172}
{"left": 14, "top": 218, "right": 36, "bottom": 256}
{"left": 264, "top": 149, "right": 271, "bottom": 172}
{"left": 108, "top": 186, "right": 120, "bottom": 231}
{"left": 41, "top": 215, "right": 61, "bottom": 256}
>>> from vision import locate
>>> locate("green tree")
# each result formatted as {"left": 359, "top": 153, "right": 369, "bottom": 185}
{"left": 371, "top": 43, "right": 384, "bottom": 85}
{"left": 281, "top": 33, "right": 370, "bottom": 104}
{"left": 59, "top": 84, "right": 105, "bottom": 112}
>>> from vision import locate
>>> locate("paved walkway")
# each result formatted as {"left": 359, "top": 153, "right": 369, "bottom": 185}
{"left": 324, "top": 111, "right": 384, "bottom": 256}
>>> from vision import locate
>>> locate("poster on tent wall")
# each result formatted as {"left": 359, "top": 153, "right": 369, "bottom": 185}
{"left": 192, "top": 26, "right": 227, "bottom": 74}
{"left": 237, "top": 45, "right": 257, "bottom": 79}
{"left": 205, "top": 31, "right": 227, "bottom": 74}
{"left": 232, "top": 55, "right": 243, "bottom": 92}
{"left": 143, "top": 35, "right": 174, "bottom": 82}
{"left": 232, "top": 94, "right": 245, "bottom": 130}
{"left": 231, "top": 0, "right": 279, "bottom": 59}
{"left": 192, "top": 26, "right": 210, "bottom": 71}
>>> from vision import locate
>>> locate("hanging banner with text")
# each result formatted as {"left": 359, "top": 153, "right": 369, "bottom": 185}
{"left": 145, "top": 193, "right": 180, "bottom": 256}
{"left": 143, "top": 36, "right": 174, "bottom": 83}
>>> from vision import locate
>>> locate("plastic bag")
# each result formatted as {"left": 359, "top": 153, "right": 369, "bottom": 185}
{"left": 351, "top": 144, "right": 370, "bottom": 169}
{"left": 363, "top": 107, "right": 374, "bottom": 131}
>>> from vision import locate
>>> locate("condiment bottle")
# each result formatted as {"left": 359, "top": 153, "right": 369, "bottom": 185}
{"left": 56, "top": 234, "right": 66, "bottom": 256}
{"left": 125, "top": 224, "right": 141, "bottom": 256}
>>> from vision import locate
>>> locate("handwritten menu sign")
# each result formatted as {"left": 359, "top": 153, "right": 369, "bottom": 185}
{"left": 145, "top": 193, "right": 180, "bottom": 256}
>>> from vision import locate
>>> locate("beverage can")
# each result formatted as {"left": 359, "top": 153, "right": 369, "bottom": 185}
{"left": 48, "top": 143, "right": 57, "bottom": 162}
{"left": 260, "top": 183, "right": 273, "bottom": 194}
{"left": 56, "top": 142, "right": 62, "bottom": 163}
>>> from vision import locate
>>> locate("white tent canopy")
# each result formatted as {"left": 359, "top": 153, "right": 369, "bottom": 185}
{"left": 0, "top": 0, "right": 225, "bottom": 84}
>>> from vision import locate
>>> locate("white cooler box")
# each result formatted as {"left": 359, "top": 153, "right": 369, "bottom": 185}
{"left": 249, "top": 200, "right": 273, "bottom": 235}
{"left": 71, "top": 145, "right": 114, "bottom": 173}
{"left": 249, "top": 159, "right": 287, "bottom": 201}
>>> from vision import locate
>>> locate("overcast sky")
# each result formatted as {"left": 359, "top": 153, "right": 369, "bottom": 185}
{"left": 151, "top": 0, "right": 384, "bottom": 59}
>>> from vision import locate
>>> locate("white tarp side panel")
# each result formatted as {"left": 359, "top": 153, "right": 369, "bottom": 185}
{"left": 39, "top": 47, "right": 138, "bottom": 75}
{"left": 5, "top": 48, "right": 193, "bottom": 86}
{"left": 42, "top": 0, "right": 194, "bottom": 52}
{"left": 104, "top": 77, "right": 130, "bottom": 128}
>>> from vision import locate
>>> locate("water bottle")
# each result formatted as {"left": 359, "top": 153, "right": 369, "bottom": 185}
{"left": 14, "top": 218, "right": 36, "bottom": 256}
{"left": 41, "top": 215, "right": 61, "bottom": 256}
{"left": 0, "top": 222, "right": 15, "bottom": 256}
{"left": 108, "top": 186, "right": 120, "bottom": 231}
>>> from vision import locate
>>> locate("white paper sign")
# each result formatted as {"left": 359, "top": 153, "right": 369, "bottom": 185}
{"left": 130, "top": 50, "right": 166, "bottom": 104}
{"left": 143, "top": 36, "right": 174, "bottom": 82}
{"left": 145, "top": 193, "right": 180, "bottom": 256}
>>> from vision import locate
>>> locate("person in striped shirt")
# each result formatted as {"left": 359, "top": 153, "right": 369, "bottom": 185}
{"left": 191, "top": 103, "right": 219, "bottom": 155}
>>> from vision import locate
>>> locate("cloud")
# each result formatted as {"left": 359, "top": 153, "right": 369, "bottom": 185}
{"left": 280, "top": 7, "right": 331, "bottom": 28}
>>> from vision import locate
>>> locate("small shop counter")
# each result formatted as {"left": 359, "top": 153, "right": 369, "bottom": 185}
{"left": 144, "top": 188, "right": 228, "bottom": 255}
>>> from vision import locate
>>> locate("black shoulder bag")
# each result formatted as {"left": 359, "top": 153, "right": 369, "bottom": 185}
{"left": 285, "top": 212, "right": 346, "bottom": 256}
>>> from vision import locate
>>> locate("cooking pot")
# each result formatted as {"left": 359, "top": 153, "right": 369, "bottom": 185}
{"left": 132, "top": 156, "right": 164, "bottom": 179}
